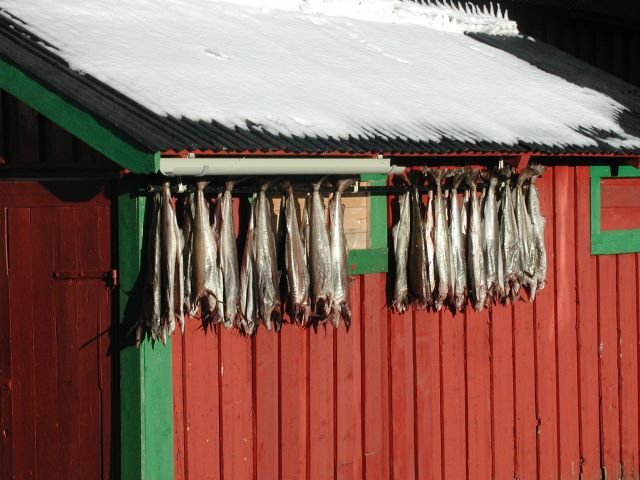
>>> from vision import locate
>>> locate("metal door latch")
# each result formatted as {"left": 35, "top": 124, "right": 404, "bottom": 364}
{"left": 52, "top": 269, "right": 118, "bottom": 288}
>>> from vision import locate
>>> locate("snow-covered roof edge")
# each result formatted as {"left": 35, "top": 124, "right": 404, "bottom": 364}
{"left": 229, "top": 0, "right": 519, "bottom": 35}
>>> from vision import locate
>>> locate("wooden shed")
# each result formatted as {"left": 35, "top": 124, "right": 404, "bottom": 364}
{"left": 1, "top": 2, "right": 640, "bottom": 480}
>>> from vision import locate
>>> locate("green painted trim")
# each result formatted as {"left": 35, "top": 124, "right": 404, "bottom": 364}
{"left": 348, "top": 247, "right": 389, "bottom": 275}
{"left": 590, "top": 165, "right": 640, "bottom": 255}
{"left": 346, "top": 174, "right": 389, "bottom": 274}
{"left": 119, "top": 179, "right": 174, "bottom": 480}
{"left": 0, "top": 57, "right": 160, "bottom": 173}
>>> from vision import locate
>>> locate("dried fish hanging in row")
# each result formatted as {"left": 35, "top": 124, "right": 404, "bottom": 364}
{"left": 137, "top": 179, "right": 355, "bottom": 341}
{"left": 138, "top": 182, "right": 184, "bottom": 345}
{"left": 392, "top": 165, "right": 547, "bottom": 313}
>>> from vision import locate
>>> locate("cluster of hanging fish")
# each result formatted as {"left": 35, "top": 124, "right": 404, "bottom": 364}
{"left": 392, "top": 164, "right": 547, "bottom": 313}
{"left": 137, "top": 179, "right": 355, "bottom": 343}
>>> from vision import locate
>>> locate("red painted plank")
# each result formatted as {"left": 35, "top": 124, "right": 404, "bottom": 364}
{"left": 389, "top": 307, "right": 416, "bottom": 480}
{"left": 534, "top": 170, "right": 559, "bottom": 479}
{"left": 173, "top": 327, "right": 186, "bottom": 480}
{"left": 441, "top": 308, "right": 466, "bottom": 480}
{"left": 618, "top": 254, "right": 638, "bottom": 478}
{"left": 255, "top": 330, "right": 279, "bottom": 480}
{"left": 95, "top": 205, "right": 113, "bottom": 480}
{"left": 220, "top": 330, "right": 254, "bottom": 480}
{"left": 0, "top": 207, "right": 12, "bottom": 480}
{"left": 575, "top": 166, "right": 601, "bottom": 479}
{"left": 308, "top": 326, "right": 335, "bottom": 480}
{"left": 490, "top": 306, "right": 515, "bottom": 480}
{"left": 414, "top": 308, "right": 442, "bottom": 480}
{"left": 75, "top": 206, "right": 105, "bottom": 479}
{"left": 53, "top": 207, "right": 81, "bottom": 480}
{"left": 30, "top": 208, "right": 59, "bottom": 478}
{"left": 279, "top": 324, "right": 307, "bottom": 480}
{"left": 8, "top": 208, "right": 36, "bottom": 480}
{"left": 601, "top": 178, "right": 640, "bottom": 207}
{"left": 601, "top": 207, "right": 640, "bottom": 231}
{"left": 0, "top": 182, "right": 111, "bottom": 208}
{"left": 513, "top": 301, "right": 538, "bottom": 480}
{"left": 361, "top": 273, "right": 387, "bottom": 479}
{"left": 554, "top": 166, "right": 581, "bottom": 480}
{"left": 336, "top": 277, "right": 363, "bottom": 480}
{"left": 184, "top": 323, "right": 221, "bottom": 480}
{"left": 465, "top": 308, "right": 492, "bottom": 480}
{"left": 597, "top": 254, "right": 622, "bottom": 480}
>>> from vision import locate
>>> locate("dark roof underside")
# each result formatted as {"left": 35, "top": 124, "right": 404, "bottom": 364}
{"left": 1, "top": 14, "right": 640, "bottom": 156}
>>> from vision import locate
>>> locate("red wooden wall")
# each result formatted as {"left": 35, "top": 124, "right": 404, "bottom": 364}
{"left": 601, "top": 177, "right": 640, "bottom": 231}
{"left": 0, "top": 182, "right": 114, "bottom": 479}
{"left": 0, "top": 91, "right": 118, "bottom": 479}
{"left": 172, "top": 165, "right": 640, "bottom": 480}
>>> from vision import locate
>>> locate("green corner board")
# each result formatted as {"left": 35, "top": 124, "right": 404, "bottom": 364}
{"left": 0, "top": 57, "right": 159, "bottom": 173}
{"left": 590, "top": 165, "right": 640, "bottom": 255}
{"left": 119, "top": 181, "right": 174, "bottom": 480}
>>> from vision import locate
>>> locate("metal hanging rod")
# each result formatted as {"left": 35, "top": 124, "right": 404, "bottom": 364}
{"left": 144, "top": 181, "right": 528, "bottom": 196}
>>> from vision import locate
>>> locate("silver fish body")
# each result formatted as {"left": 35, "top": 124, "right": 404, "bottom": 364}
{"left": 181, "top": 194, "right": 194, "bottom": 316}
{"left": 139, "top": 192, "right": 162, "bottom": 344}
{"left": 527, "top": 167, "right": 547, "bottom": 300}
{"left": 192, "top": 182, "right": 220, "bottom": 325}
{"left": 240, "top": 196, "right": 258, "bottom": 334}
{"left": 173, "top": 192, "right": 185, "bottom": 333}
{"left": 431, "top": 170, "right": 451, "bottom": 311}
{"left": 483, "top": 176, "right": 500, "bottom": 301}
{"left": 392, "top": 191, "right": 411, "bottom": 313}
{"left": 160, "top": 182, "right": 180, "bottom": 341}
{"left": 218, "top": 183, "right": 241, "bottom": 328}
{"left": 515, "top": 174, "right": 535, "bottom": 289}
{"left": 467, "top": 176, "right": 487, "bottom": 311}
{"left": 501, "top": 183, "right": 521, "bottom": 301}
{"left": 253, "top": 184, "right": 281, "bottom": 330}
{"left": 308, "top": 181, "right": 334, "bottom": 321}
{"left": 496, "top": 190, "right": 506, "bottom": 302}
{"left": 329, "top": 179, "right": 354, "bottom": 328}
{"left": 424, "top": 191, "right": 436, "bottom": 298}
{"left": 450, "top": 179, "right": 467, "bottom": 311}
{"left": 408, "top": 186, "right": 430, "bottom": 309}
{"left": 284, "top": 185, "right": 311, "bottom": 325}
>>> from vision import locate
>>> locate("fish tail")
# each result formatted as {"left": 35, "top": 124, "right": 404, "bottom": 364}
{"left": 341, "top": 303, "right": 352, "bottom": 331}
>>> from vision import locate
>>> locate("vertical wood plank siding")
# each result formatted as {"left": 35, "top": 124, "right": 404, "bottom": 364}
{"left": 173, "top": 165, "right": 640, "bottom": 479}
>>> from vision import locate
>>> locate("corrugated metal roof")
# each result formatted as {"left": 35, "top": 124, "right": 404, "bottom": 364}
{"left": 1, "top": 13, "right": 639, "bottom": 156}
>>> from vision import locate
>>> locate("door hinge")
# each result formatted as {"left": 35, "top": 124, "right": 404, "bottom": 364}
{"left": 52, "top": 269, "right": 118, "bottom": 288}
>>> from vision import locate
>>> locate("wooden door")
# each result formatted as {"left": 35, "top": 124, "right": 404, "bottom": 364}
{"left": 0, "top": 181, "right": 115, "bottom": 480}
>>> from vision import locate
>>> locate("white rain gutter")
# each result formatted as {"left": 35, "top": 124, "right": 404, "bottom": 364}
{"left": 159, "top": 156, "right": 405, "bottom": 176}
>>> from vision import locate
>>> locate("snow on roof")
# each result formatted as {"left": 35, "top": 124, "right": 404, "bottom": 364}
{"left": 1, "top": 0, "right": 639, "bottom": 150}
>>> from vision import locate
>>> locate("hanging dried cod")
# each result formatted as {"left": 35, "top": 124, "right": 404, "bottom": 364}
{"left": 139, "top": 192, "right": 162, "bottom": 345}
{"left": 329, "top": 179, "right": 354, "bottom": 329}
{"left": 181, "top": 194, "right": 194, "bottom": 315}
{"left": 217, "top": 181, "right": 241, "bottom": 328}
{"left": 515, "top": 170, "right": 536, "bottom": 293}
{"left": 392, "top": 190, "right": 411, "bottom": 313}
{"left": 283, "top": 183, "right": 311, "bottom": 325}
{"left": 427, "top": 169, "right": 452, "bottom": 311}
{"left": 191, "top": 181, "right": 220, "bottom": 325}
{"left": 466, "top": 171, "right": 487, "bottom": 311}
{"left": 239, "top": 195, "right": 258, "bottom": 335}
{"left": 500, "top": 170, "right": 521, "bottom": 302}
{"left": 527, "top": 164, "right": 547, "bottom": 301}
{"left": 483, "top": 172, "right": 499, "bottom": 303}
{"left": 408, "top": 183, "right": 430, "bottom": 309}
{"left": 254, "top": 182, "right": 282, "bottom": 330}
{"left": 450, "top": 170, "right": 467, "bottom": 311}
{"left": 308, "top": 179, "right": 334, "bottom": 322}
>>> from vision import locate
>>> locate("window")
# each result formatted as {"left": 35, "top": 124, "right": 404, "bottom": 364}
{"left": 590, "top": 165, "right": 640, "bottom": 254}
{"left": 346, "top": 174, "right": 388, "bottom": 274}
